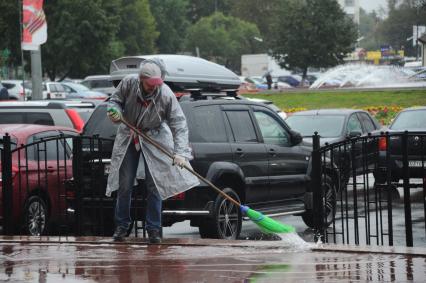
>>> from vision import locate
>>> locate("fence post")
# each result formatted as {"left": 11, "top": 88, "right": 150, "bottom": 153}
{"left": 73, "top": 136, "right": 83, "bottom": 236}
{"left": 312, "top": 132, "right": 325, "bottom": 241}
{"left": 402, "top": 131, "right": 413, "bottom": 247}
{"left": 385, "top": 132, "right": 394, "bottom": 246}
{"left": 1, "top": 134, "right": 13, "bottom": 235}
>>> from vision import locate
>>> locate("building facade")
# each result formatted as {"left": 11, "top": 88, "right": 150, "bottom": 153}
{"left": 338, "top": 0, "right": 360, "bottom": 24}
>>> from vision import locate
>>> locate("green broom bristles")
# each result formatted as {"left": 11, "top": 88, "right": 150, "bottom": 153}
{"left": 241, "top": 205, "right": 295, "bottom": 234}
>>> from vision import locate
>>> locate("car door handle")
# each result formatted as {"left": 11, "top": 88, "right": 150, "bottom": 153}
{"left": 268, "top": 148, "right": 276, "bottom": 156}
{"left": 47, "top": 166, "right": 56, "bottom": 173}
{"left": 235, "top": 148, "right": 244, "bottom": 157}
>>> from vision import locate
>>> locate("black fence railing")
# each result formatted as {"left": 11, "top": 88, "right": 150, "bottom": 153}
{"left": 2, "top": 133, "right": 425, "bottom": 247}
{"left": 0, "top": 135, "right": 147, "bottom": 237}
{"left": 311, "top": 131, "right": 426, "bottom": 247}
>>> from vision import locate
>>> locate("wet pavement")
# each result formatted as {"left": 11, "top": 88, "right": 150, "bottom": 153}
{"left": 1, "top": 235, "right": 425, "bottom": 282}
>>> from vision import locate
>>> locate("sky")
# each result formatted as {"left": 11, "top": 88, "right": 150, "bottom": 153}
{"left": 359, "top": 0, "right": 387, "bottom": 12}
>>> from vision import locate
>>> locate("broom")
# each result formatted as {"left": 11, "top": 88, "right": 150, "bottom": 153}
{"left": 116, "top": 114, "right": 295, "bottom": 234}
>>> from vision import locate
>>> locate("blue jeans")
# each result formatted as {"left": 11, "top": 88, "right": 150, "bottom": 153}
{"left": 114, "top": 142, "right": 162, "bottom": 232}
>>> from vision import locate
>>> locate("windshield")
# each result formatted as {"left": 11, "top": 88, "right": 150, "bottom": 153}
{"left": 286, "top": 114, "right": 346, "bottom": 137}
{"left": 390, "top": 109, "right": 426, "bottom": 130}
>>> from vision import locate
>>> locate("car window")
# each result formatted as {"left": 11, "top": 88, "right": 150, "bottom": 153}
{"left": 254, "top": 110, "right": 290, "bottom": 146}
{"left": 190, "top": 105, "right": 227, "bottom": 143}
{"left": 225, "top": 110, "right": 257, "bottom": 142}
{"left": 91, "top": 80, "right": 113, "bottom": 88}
{"left": 390, "top": 109, "right": 426, "bottom": 130}
{"left": 2, "top": 83, "right": 14, "bottom": 89}
{"left": 83, "top": 105, "right": 118, "bottom": 138}
{"left": 286, "top": 114, "right": 345, "bottom": 138}
{"left": 358, "top": 112, "right": 376, "bottom": 133}
{"left": 26, "top": 113, "right": 55, "bottom": 126}
{"left": 0, "top": 112, "right": 54, "bottom": 126}
{"left": 42, "top": 84, "right": 47, "bottom": 91}
{"left": 27, "top": 131, "right": 67, "bottom": 161}
{"left": 62, "top": 84, "right": 74, "bottom": 92}
{"left": 347, "top": 114, "right": 363, "bottom": 133}
{"left": 54, "top": 84, "right": 66, "bottom": 92}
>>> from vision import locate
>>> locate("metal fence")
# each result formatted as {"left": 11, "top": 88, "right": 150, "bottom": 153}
{"left": 1, "top": 135, "right": 147, "bottom": 237}
{"left": 310, "top": 131, "right": 426, "bottom": 247}
{"left": 2, "top": 133, "right": 425, "bottom": 247}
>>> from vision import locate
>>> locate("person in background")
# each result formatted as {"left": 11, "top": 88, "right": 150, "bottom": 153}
{"left": 0, "top": 83, "right": 9, "bottom": 100}
{"left": 263, "top": 71, "right": 273, "bottom": 90}
{"left": 106, "top": 59, "right": 199, "bottom": 244}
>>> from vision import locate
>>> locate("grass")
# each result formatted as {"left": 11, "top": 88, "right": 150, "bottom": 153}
{"left": 242, "top": 89, "right": 426, "bottom": 111}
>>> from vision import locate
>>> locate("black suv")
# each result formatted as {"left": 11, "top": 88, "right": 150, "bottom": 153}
{"left": 73, "top": 92, "right": 329, "bottom": 239}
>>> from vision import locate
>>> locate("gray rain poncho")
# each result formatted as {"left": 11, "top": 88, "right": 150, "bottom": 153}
{"left": 106, "top": 60, "right": 199, "bottom": 199}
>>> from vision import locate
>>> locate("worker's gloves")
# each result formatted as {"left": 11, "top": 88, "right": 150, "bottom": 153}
{"left": 107, "top": 107, "right": 122, "bottom": 123}
{"left": 172, "top": 154, "right": 186, "bottom": 168}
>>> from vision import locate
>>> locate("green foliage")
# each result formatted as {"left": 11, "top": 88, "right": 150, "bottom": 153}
{"left": 42, "top": 0, "right": 122, "bottom": 80}
{"left": 117, "top": 0, "right": 158, "bottom": 56}
{"left": 185, "top": 12, "right": 261, "bottom": 72}
{"left": 269, "top": 0, "right": 357, "bottom": 80}
{"left": 150, "top": 0, "right": 190, "bottom": 53}
{"left": 376, "top": 0, "right": 426, "bottom": 56}
{"left": 230, "top": 0, "right": 281, "bottom": 46}
{"left": 0, "top": 1, "right": 22, "bottom": 67}
{"left": 358, "top": 8, "right": 381, "bottom": 50}
{"left": 187, "top": 0, "right": 232, "bottom": 23}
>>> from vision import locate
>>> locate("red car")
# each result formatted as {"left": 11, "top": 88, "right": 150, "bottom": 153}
{"left": 0, "top": 124, "right": 77, "bottom": 235}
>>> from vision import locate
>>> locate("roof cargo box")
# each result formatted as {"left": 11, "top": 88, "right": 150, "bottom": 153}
{"left": 109, "top": 55, "right": 241, "bottom": 92}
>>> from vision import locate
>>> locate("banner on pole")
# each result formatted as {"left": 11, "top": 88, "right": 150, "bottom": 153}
{"left": 22, "top": 0, "right": 47, "bottom": 50}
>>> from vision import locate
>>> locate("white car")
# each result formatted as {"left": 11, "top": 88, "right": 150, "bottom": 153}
{"left": 43, "top": 82, "right": 68, "bottom": 99}
{"left": 0, "top": 80, "right": 32, "bottom": 100}
{"left": 81, "top": 75, "right": 115, "bottom": 96}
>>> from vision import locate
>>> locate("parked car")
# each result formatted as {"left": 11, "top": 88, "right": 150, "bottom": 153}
{"left": 61, "top": 82, "right": 108, "bottom": 100}
{"left": 245, "top": 98, "right": 287, "bottom": 119}
{"left": 81, "top": 75, "right": 115, "bottom": 96}
{"left": 286, "top": 109, "right": 383, "bottom": 187}
{"left": 0, "top": 124, "right": 78, "bottom": 235}
{"left": 65, "top": 54, "right": 338, "bottom": 239}
{"left": 0, "top": 100, "right": 97, "bottom": 132}
{"left": 42, "top": 82, "right": 68, "bottom": 99}
{"left": 277, "top": 75, "right": 301, "bottom": 87}
{"left": 0, "top": 80, "right": 32, "bottom": 100}
{"left": 374, "top": 107, "right": 426, "bottom": 183}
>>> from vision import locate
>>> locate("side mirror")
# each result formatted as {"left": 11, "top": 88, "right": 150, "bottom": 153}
{"left": 290, "top": 130, "right": 303, "bottom": 145}
{"left": 348, "top": 130, "right": 362, "bottom": 138}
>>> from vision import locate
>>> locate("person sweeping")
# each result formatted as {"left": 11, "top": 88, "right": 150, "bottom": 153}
{"left": 106, "top": 58, "right": 199, "bottom": 243}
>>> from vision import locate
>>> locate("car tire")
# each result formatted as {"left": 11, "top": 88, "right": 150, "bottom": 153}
{"left": 302, "top": 175, "right": 336, "bottom": 229}
{"left": 199, "top": 187, "right": 242, "bottom": 239}
{"left": 23, "top": 196, "right": 49, "bottom": 236}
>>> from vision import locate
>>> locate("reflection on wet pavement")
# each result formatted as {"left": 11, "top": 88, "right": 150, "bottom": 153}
{"left": 1, "top": 238, "right": 425, "bottom": 282}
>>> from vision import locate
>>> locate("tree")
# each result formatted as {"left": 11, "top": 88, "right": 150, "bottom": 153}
{"left": 117, "top": 0, "right": 158, "bottom": 56}
{"left": 0, "top": 1, "right": 23, "bottom": 74}
{"left": 358, "top": 8, "right": 382, "bottom": 50}
{"left": 185, "top": 12, "right": 261, "bottom": 72}
{"left": 42, "top": 0, "right": 122, "bottom": 80}
{"left": 377, "top": 0, "right": 426, "bottom": 56}
{"left": 269, "top": 0, "right": 357, "bottom": 83}
{"left": 149, "top": 0, "right": 190, "bottom": 53}
{"left": 230, "top": 0, "right": 281, "bottom": 46}
{"left": 187, "top": 0, "right": 232, "bottom": 23}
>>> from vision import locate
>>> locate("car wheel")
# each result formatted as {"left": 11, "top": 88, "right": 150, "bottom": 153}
{"left": 23, "top": 196, "right": 48, "bottom": 236}
{"left": 199, "top": 187, "right": 242, "bottom": 239}
{"left": 302, "top": 175, "right": 336, "bottom": 228}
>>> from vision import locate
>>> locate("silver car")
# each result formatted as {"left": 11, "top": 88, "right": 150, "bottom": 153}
{"left": 0, "top": 80, "right": 32, "bottom": 100}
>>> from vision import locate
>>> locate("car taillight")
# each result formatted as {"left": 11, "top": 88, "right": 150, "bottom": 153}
{"left": 66, "top": 190, "right": 76, "bottom": 199}
{"left": 378, "top": 137, "right": 387, "bottom": 151}
{"left": 47, "top": 93, "right": 51, "bottom": 99}
{"left": 171, "top": 192, "right": 185, "bottom": 200}
{"left": 65, "top": 109, "right": 84, "bottom": 132}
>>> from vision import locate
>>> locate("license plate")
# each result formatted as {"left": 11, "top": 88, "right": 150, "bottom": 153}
{"left": 408, "top": 160, "right": 426, "bottom": 167}
{"left": 104, "top": 164, "right": 111, "bottom": 174}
